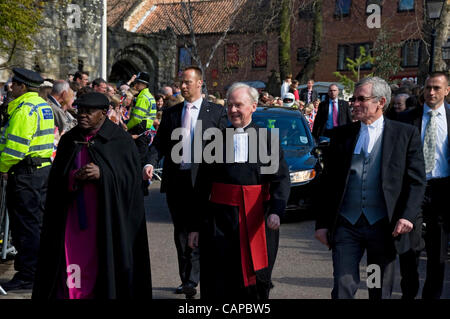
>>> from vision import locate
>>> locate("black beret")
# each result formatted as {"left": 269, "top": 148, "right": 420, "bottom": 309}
{"left": 135, "top": 71, "right": 150, "bottom": 85}
{"left": 73, "top": 92, "right": 110, "bottom": 110}
{"left": 12, "top": 68, "right": 44, "bottom": 88}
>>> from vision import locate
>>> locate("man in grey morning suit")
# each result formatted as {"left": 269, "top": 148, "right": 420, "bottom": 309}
{"left": 315, "top": 77, "right": 426, "bottom": 299}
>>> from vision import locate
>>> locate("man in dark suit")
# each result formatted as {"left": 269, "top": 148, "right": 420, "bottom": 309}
{"left": 312, "top": 83, "right": 352, "bottom": 139}
{"left": 143, "top": 66, "right": 228, "bottom": 298}
{"left": 397, "top": 71, "right": 449, "bottom": 299}
{"left": 299, "top": 79, "right": 318, "bottom": 104}
{"left": 315, "top": 76, "right": 426, "bottom": 299}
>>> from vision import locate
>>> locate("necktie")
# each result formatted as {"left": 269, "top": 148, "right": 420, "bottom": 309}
{"left": 181, "top": 103, "right": 193, "bottom": 166}
{"left": 423, "top": 110, "right": 438, "bottom": 173}
{"left": 332, "top": 101, "right": 338, "bottom": 127}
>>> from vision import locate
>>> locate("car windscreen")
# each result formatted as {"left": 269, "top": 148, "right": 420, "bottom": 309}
{"left": 252, "top": 113, "right": 312, "bottom": 148}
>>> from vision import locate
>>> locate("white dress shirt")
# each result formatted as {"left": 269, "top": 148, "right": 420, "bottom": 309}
{"left": 421, "top": 103, "right": 449, "bottom": 179}
{"left": 354, "top": 115, "right": 384, "bottom": 156}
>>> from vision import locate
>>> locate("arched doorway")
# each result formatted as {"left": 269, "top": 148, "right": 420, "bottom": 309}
{"left": 109, "top": 60, "right": 139, "bottom": 84}
{"left": 109, "top": 43, "right": 158, "bottom": 93}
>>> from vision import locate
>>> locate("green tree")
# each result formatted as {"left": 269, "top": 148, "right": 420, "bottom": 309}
{"left": 372, "top": 28, "right": 403, "bottom": 81}
{"left": 333, "top": 46, "right": 374, "bottom": 94}
{"left": 0, "top": 0, "right": 44, "bottom": 69}
{"left": 278, "top": 0, "right": 292, "bottom": 81}
{"left": 296, "top": 0, "right": 322, "bottom": 84}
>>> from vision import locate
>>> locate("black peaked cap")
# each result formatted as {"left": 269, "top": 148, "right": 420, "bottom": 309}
{"left": 12, "top": 68, "right": 44, "bottom": 88}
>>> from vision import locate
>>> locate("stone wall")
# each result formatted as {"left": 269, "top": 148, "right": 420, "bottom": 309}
{"left": 0, "top": 0, "right": 176, "bottom": 93}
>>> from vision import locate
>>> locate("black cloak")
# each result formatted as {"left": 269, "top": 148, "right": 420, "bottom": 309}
{"left": 195, "top": 122, "right": 290, "bottom": 299}
{"left": 32, "top": 118, "right": 152, "bottom": 299}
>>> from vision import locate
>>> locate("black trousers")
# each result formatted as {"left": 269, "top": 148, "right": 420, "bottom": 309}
{"left": 421, "top": 177, "right": 449, "bottom": 299}
{"left": 6, "top": 165, "right": 51, "bottom": 282}
{"left": 331, "top": 215, "right": 396, "bottom": 299}
{"left": 166, "top": 169, "right": 200, "bottom": 286}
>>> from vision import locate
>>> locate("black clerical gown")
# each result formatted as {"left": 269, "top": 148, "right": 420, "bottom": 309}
{"left": 32, "top": 119, "right": 152, "bottom": 299}
{"left": 196, "top": 122, "right": 290, "bottom": 300}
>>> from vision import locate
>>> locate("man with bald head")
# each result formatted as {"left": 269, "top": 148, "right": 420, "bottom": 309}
{"left": 312, "top": 83, "right": 352, "bottom": 140}
{"left": 397, "top": 72, "right": 450, "bottom": 299}
{"left": 188, "top": 82, "right": 290, "bottom": 299}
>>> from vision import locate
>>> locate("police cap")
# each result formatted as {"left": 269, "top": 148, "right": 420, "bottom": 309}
{"left": 73, "top": 92, "right": 110, "bottom": 110}
{"left": 12, "top": 68, "right": 44, "bottom": 88}
{"left": 135, "top": 72, "right": 150, "bottom": 85}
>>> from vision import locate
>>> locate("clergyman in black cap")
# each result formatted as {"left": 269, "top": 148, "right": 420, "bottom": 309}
{"left": 33, "top": 92, "right": 152, "bottom": 299}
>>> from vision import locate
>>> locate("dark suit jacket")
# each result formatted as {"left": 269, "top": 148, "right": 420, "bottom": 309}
{"left": 397, "top": 103, "right": 450, "bottom": 235}
{"left": 299, "top": 88, "right": 318, "bottom": 104}
{"left": 315, "top": 119, "right": 426, "bottom": 254}
{"left": 397, "top": 103, "right": 450, "bottom": 145}
{"left": 148, "top": 100, "right": 228, "bottom": 193}
{"left": 312, "top": 98, "right": 352, "bottom": 139}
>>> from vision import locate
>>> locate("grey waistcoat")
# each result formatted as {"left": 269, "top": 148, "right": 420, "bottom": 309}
{"left": 339, "top": 133, "right": 388, "bottom": 225}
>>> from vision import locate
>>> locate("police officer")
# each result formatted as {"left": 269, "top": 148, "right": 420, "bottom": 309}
{"left": 127, "top": 71, "right": 157, "bottom": 133}
{"left": 0, "top": 68, "right": 54, "bottom": 291}
{"left": 127, "top": 72, "right": 157, "bottom": 196}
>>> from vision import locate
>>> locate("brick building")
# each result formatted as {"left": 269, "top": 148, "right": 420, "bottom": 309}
{"left": 121, "top": 0, "right": 440, "bottom": 97}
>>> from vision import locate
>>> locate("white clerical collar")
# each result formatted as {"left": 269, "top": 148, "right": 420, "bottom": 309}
{"left": 423, "top": 103, "right": 445, "bottom": 117}
{"left": 361, "top": 115, "right": 384, "bottom": 130}
{"left": 235, "top": 121, "right": 252, "bottom": 132}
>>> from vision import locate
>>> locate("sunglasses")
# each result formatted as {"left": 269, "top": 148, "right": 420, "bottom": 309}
{"left": 349, "top": 96, "right": 378, "bottom": 103}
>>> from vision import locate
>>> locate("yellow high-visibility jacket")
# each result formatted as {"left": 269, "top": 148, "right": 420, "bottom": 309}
{"left": 127, "top": 88, "right": 157, "bottom": 130}
{"left": 0, "top": 92, "right": 55, "bottom": 173}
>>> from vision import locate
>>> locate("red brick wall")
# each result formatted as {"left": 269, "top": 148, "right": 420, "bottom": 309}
{"left": 176, "top": 0, "right": 425, "bottom": 96}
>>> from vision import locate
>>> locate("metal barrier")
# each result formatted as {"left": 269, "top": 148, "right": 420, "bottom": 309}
{"left": 0, "top": 178, "right": 13, "bottom": 295}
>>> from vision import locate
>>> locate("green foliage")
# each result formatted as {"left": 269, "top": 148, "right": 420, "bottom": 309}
{"left": 333, "top": 46, "right": 374, "bottom": 93}
{"left": 0, "top": 0, "right": 44, "bottom": 65}
{"left": 372, "top": 29, "right": 403, "bottom": 80}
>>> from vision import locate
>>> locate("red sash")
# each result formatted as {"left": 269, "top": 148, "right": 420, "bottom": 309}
{"left": 210, "top": 182, "right": 270, "bottom": 287}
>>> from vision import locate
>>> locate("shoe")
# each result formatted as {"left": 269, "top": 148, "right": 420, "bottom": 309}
{"left": 175, "top": 284, "right": 184, "bottom": 294}
{"left": 182, "top": 282, "right": 197, "bottom": 298}
{"left": 2, "top": 278, "right": 33, "bottom": 291}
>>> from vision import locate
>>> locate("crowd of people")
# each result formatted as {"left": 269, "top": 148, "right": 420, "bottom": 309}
{"left": 0, "top": 65, "right": 449, "bottom": 301}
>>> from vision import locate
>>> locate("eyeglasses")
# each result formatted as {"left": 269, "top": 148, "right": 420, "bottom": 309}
{"left": 349, "top": 96, "right": 378, "bottom": 103}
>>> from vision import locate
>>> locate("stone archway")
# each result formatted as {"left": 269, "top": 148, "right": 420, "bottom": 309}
{"left": 109, "top": 43, "right": 158, "bottom": 93}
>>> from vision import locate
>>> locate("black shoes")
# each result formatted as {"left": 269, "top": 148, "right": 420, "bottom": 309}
{"left": 2, "top": 277, "right": 33, "bottom": 291}
{"left": 174, "top": 284, "right": 184, "bottom": 294}
{"left": 174, "top": 282, "right": 197, "bottom": 298}
{"left": 182, "top": 282, "right": 197, "bottom": 299}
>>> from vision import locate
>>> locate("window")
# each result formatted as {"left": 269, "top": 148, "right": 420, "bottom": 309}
{"left": 225, "top": 43, "right": 239, "bottom": 69}
{"left": 337, "top": 43, "right": 373, "bottom": 71}
{"left": 398, "top": 0, "right": 414, "bottom": 12}
{"left": 297, "top": 48, "right": 309, "bottom": 63}
{"left": 252, "top": 41, "right": 267, "bottom": 68}
{"left": 401, "top": 40, "right": 421, "bottom": 67}
{"left": 335, "top": 0, "right": 351, "bottom": 17}
{"left": 178, "top": 47, "right": 192, "bottom": 73}
{"left": 299, "top": 2, "right": 314, "bottom": 20}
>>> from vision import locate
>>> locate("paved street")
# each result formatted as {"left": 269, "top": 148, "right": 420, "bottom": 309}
{"left": 1, "top": 180, "right": 449, "bottom": 299}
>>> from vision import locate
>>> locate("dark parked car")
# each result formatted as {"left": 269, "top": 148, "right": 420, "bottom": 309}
{"left": 252, "top": 106, "right": 322, "bottom": 213}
